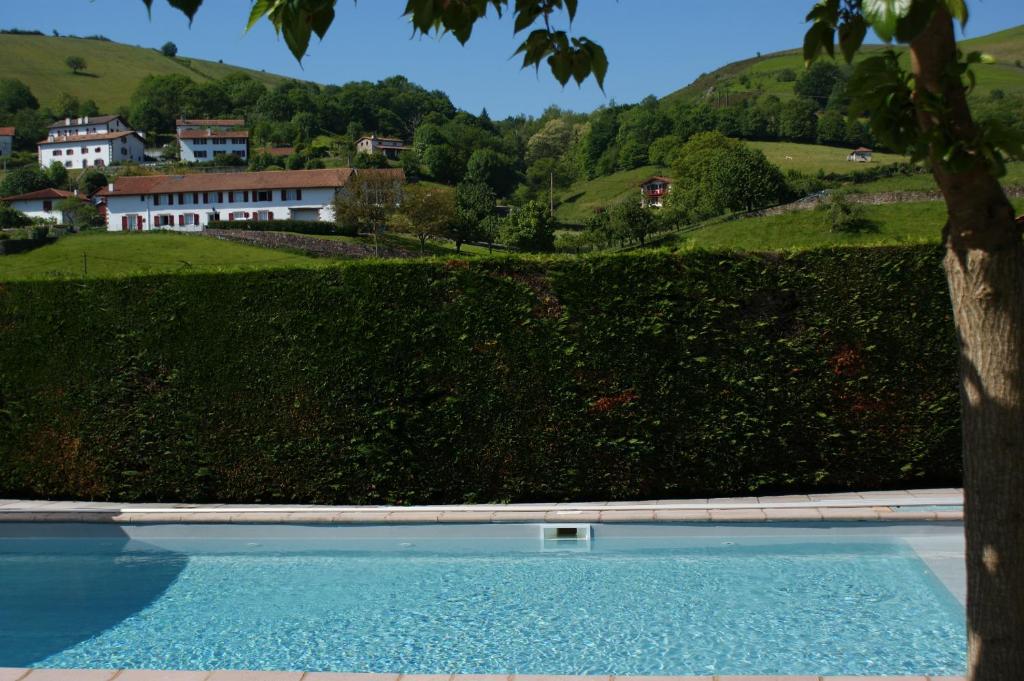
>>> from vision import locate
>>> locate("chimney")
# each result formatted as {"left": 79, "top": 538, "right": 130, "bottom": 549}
{"left": 65, "top": 117, "right": 71, "bottom": 125}
{"left": 107, "top": 182, "right": 114, "bottom": 192}
{"left": 84, "top": 116, "right": 89, "bottom": 124}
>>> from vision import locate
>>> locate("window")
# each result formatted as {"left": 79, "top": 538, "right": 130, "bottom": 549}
{"left": 195, "top": 150, "right": 208, "bottom": 158}
{"left": 81, "top": 147, "right": 88, "bottom": 153}
{"left": 217, "top": 192, "right": 224, "bottom": 203}
{"left": 64, "top": 161, "right": 72, "bottom": 167}
{"left": 154, "top": 194, "right": 161, "bottom": 206}
{"left": 168, "top": 194, "right": 175, "bottom": 206}
{"left": 42, "top": 200, "right": 52, "bottom": 211}
{"left": 67, "top": 149, "right": 74, "bottom": 155}
{"left": 213, "top": 138, "right": 226, "bottom": 145}
{"left": 53, "top": 150, "right": 62, "bottom": 156}
{"left": 195, "top": 139, "right": 207, "bottom": 145}
{"left": 255, "top": 190, "right": 271, "bottom": 202}
{"left": 202, "top": 192, "right": 209, "bottom": 203}
{"left": 94, "top": 159, "right": 104, "bottom": 167}
{"left": 192, "top": 193, "right": 199, "bottom": 204}
{"left": 94, "top": 147, "right": 102, "bottom": 153}
{"left": 257, "top": 210, "right": 271, "bottom": 221}
{"left": 178, "top": 193, "right": 186, "bottom": 205}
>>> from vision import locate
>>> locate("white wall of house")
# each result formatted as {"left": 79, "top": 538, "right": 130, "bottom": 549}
{"left": 104, "top": 186, "right": 339, "bottom": 232}
{"left": 39, "top": 135, "right": 145, "bottom": 169}
{"left": 48, "top": 117, "right": 128, "bottom": 138}
{"left": 0, "top": 135, "right": 12, "bottom": 157}
{"left": 6, "top": 198, "right": 73, "bottom": 222}
{"left": 179, "top": 137, "right": 249, "bottom": 163}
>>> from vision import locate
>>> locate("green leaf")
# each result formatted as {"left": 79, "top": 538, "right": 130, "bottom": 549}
{"left": 863, "top": 0, "right": 913, "bottom": 42}
{"left": 838, "top": 15, "right": 867, "bottom": 63}
{"left": 944, "top": 0, "right": 969, "bottom": 27}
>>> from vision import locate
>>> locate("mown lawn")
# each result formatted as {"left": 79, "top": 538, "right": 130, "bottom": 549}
{"left": 0, "top": 231, "right": 322, "bottom": 281}
{"left": 555, "top": 165, "right": 669, "bottom": 225}
{"left": 848, "top": 162, "right": 1024, "bottom": 194}
{"left": 746, "top": 140, "right": 908, "bottom": 175}
{"left": 674, "top": 198, "right": 1024, "bottom": 252}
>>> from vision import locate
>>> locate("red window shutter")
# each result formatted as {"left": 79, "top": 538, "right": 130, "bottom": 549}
{"left": 218, "top": 191, "right": 223, "bottom": 202}
{"left": 228, "top": 192, "right": 234, "bottom": 203}
{"left": 178, "top": 193, "right": 185, "bottom": 204}
{"left": 121, "top": 215, "right": 128, "bottom": 230}
{"left": 252, "top": 213, "right": 258, "bottom": 222}
{"left": 203, "top": 192, "right": 208, "bottom": 203}
{"left": 194, "top": 213, "right": 199, "bottom": 225}
{"left": 296, "top": 189, "right": 302, "bottom": 200}
{"left": 169, "top": 194, "right": 174, "bottom": 205}
{"left": 244, "top": 212, "right": 250, "bottom": 219}
{"left": 178, "top": 214, "right": 185, "bottom": 226}
{"left": 193, "top": 193, "right": 199, "bottom": 204}
{"left": 137, "top": 215, "right": 143, "bottom": 229}
{"left": 228, "top": 213, "right": 234, "bottom": 221}
{"left": 243, "top": 191, "right": 249, "bottom": 202}
{"left": 154, "top": 194, "right": 160, "bottom": 206}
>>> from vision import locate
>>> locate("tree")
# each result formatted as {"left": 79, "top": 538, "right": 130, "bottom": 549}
{"left": 388, "top": 183, "right": 455, "bottom": 251}
{"left": 453, "top": 179, "right": 496, "bottom": 252}
{"left": 56, "top": 198, "right": 103, "bottom": 229}
{"left": 816, "top": 109, "right": 848, "bottom": 146}
{"left": 793, "top": 60, "right": 845, "bottom": 105}
{"left": 78, "top": 169, "right": 109, "bottom": 196}
{"left": 332, "top": 170, "right": 401, "bottom": 245}
{"left": 779, "top": 97, "right": 819, "bottom": 141}
{"left": 65, "top": 56, "right": 86, "bottom": 74}
{"left": 161, "top": 41, "right": 178, "bottom": 57}
{"left": 0, "top": 78, "right": 38, "bottom": 114}
{"left": 499, "top": 201, "right": 555, "bottom": 252}
{"left": 46, "top": 161, "right": 69, "bottom": 189}
{"left": 147, "top": 3, "right": 1024, "bottom": 676}
{"left": 0, "top": 166, "right": 48, "bottom": 197}
{"left": 609, "top": 199, "right": 655, "bottom": 247}
{"left": 465, "top": 148, "right": 518, "bottom": 197}
{"left": 648, "top": 134, "right": 683, "bottom": 166}
{"left": 55, "top": 92, "right": 81, "bottom": 118}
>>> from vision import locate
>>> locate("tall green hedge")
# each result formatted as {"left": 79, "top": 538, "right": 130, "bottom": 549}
{"left": 207, "top": 219, "right": 343, "bottom": 235}
{"left": 0, "top": 248, "right": 960, "bottom": 504}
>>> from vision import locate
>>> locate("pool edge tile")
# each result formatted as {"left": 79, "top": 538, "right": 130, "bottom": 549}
{"left": 0, "top": 670, "right": 31, "bottom": 681}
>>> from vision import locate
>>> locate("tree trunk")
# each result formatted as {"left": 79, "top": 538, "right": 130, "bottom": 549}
{"left": 911, "top": 9, "right": 1024, "bottom": 680}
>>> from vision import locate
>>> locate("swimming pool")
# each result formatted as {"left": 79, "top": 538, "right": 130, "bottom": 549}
{"left": 0, "top": 522, "right": 966, "bottom": 677}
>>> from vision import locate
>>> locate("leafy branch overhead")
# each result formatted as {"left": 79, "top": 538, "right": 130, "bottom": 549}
{"left": 803, "top": 0, "right": 1021, "bottom": 175}
{"left": 149, "top": 0, "right": 606, "bottom": 88}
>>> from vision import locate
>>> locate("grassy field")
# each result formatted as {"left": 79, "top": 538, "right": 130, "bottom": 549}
{"left": 664, "top": 24, "right": 1024, "bottom": 104}
{"left": 847, "top": 161, "right": 1024, "bottom": 194}
{"left": 0, "top": 231, "right": 322, "bottom": 281}
{"left": 555, "top": 165, "right": 668, "bottom": 225}
{"left": 0, "top": 34, "right": 293, "bottom": 113}
{"left": 747, "top": 140, "right": 908, "bottom": 175}
{"left": 671, "top": 198, "right": 1024, "bottom": 252}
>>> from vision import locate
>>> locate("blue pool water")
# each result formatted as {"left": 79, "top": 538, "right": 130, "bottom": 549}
{"left": 0, "top": 528, "right": 966, "bottom": 676}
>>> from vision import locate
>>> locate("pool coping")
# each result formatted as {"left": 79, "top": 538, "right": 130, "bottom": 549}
{"left": 0, "top": 669, "right": 968, "bottom": 680}
{"left": 0, "top": 489, "right": 963, "bottom": 524}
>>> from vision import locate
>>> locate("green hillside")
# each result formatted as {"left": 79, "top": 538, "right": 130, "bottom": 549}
{"left": 0, "top": 34, "right": 294, "bottom": 113}
{"left": 665, "top": 24, "right": 1024, "bottom": 103}
{"left": 555, "top": 165, "right": 669, "bottom": 225}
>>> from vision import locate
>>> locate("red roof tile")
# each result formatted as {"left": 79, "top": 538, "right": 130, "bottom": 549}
{"left": 39, "top": 131, "right": 144, "bottom": 145}
{"left": 638, "top": 176, "right": 672, "bottom": 187}
{"left": 0, "top": 127, "right": 14, "bottom": 136}
{"left": 96, "top": 168, "right": 360, "bottom": 197}
{"left": 48, "top": 115, "right": 124, "bottom": 129}
{"left": 1, "top": 188, "right": 80, "bottom": 202}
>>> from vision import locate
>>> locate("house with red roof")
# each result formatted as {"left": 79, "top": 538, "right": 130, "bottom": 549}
{"left": 0, "top": 188, "right": 87, "bottom": 222}
{"left": 38, "top": 115, "right": 146, "bottom": 169}
{"left": 96, "top": 167, "right": 404, "bottom": 232}
{"left": 176, "top": 119, "right": 249, "bottom": 163}
{"left": 847, "top": 147, "right": 873, "bottom": 162}
{"left": 356, "top": 135, "right": 410, "bottom": 160}
{"left": 0, "top": 127, "right": 13, "bottom": 157}
{"left": 639, "top": 176, "right": 672, "bottom": 208}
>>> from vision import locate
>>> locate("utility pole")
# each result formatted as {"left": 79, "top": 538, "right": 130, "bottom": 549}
{"left": 549, "top": 171, "right": 554, "bottom": 218}
{"left": 82, "top": 253, "right": 87, "bottom": 277}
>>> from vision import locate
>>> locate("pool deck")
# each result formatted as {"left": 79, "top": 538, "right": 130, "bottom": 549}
{"left": 0, "top": 488, "right": 963, "bottom": 524}
{"left": 0, "top": 670, "right": 968, "bottom": 681}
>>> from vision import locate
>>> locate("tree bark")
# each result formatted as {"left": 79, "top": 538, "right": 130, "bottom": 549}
{"left": 911, "top": 9, "right": 1024, "bottom": 680}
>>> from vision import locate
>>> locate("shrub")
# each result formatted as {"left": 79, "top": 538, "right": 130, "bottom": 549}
{"left": 818, "top": 191, "right": 877, "bottom": 233}
{"left": 207, "top": 219, "right": 340, "bottom": 235}
{"left": 161, "top": 41, "right": 177, "bottom": 57}
{"left": 0, "top": 248, "right": 960, "bottom": 504}
{"left": 0, "top": 203, "right": 31, "bottom": 228}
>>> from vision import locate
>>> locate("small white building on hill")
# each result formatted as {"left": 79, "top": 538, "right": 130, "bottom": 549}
{"left": 356, "top": 135, "right": 409, "bottom": 160}
{"left": 48, "top": 115, "right": 130, "bottom": 138}
{"left": 178, "top": 129, "right": 249, "bottom": 163}
{"left": 97, "top": 167, "right": 404, "bottom": 232}
{"left": 0, "top": 188, "right": 87, "bottom": 222}
{"left": 38, "top": 115, "right": 145, "bottom": 169}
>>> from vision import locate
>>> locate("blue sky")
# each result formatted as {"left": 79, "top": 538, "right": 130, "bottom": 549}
{"left": 5, "top": 0, "right": 1024, "bottom": 118}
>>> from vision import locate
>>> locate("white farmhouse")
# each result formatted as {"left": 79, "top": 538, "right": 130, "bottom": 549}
{"left": 0, "top": 188, "right": 86, "bottom": 222}
{"left": 48, "top": 115, "right": 130, "bottom": 138}
{"left": 355, "top": 135, "right": 409, "bottom": 160}
{"left": 39, "top": 130, "right": 147, "bottom": 169}
{"left": 96, "top": 167, "right": 389, "bottom": 232}
{"left": 0, "top": 126, "right": 13, "bottom": 157}
{"left": 178, "top": 129, "right": 249, "bottom": 163}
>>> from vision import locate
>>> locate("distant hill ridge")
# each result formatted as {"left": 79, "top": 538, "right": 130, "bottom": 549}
{"left": 0, "top": 33, "right": 295, "bottom": 113}
{"left": 664, "top": 23, "right": 1024, "bottom": 104}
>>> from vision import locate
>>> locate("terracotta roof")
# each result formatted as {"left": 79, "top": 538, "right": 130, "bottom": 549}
{"left": 176, "top": 118, "right": 245, "bottom": 127}
{"left": 48, "top": 115, "right": 123, "bottom": 129}
{"left": 96, "top": 168, "right": 358, "bottom": 197}
{"left": 1, "top": 188, "right": 80, "bottom": 202}
{"left": 0, "top": 127, "right": 14, "bottom": 137}
{"left": 638, "top": 176, "right": 672, "bottom": 187}
{"left": 178, "top": 129, "right": 250, "bottom": 140}
{"left": 357, "top": 135, "right": 406, "bottom": 143}
{"left": 39, "top": 131, "right": 144, "bottom": 145}
{"left": 852, "top": 147, "right": 873, "bottom": 153}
